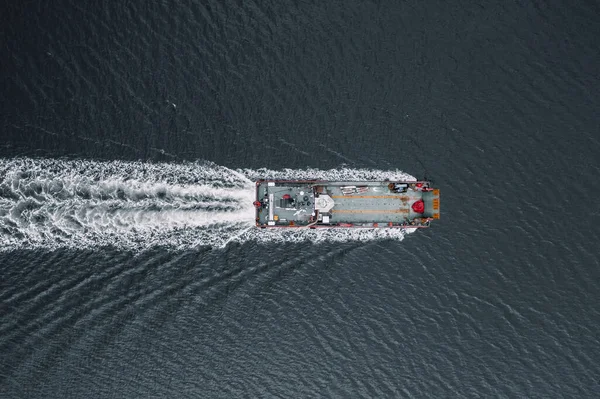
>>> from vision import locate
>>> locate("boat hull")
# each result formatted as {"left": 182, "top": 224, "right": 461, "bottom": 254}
{"left": 254, "top": 180, "right": 440, "bottom": 229}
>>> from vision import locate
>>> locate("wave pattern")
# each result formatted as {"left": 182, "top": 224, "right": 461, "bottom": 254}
{"left": 0, "top": 158, "right": 415, "bottom": 251}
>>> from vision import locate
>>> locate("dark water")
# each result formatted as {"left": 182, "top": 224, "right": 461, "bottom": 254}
{"left": 2, "top": 0, "right": 600, "bottom": 397}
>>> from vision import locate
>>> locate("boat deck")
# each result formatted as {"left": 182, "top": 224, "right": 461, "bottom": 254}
{"left": 255, "top": 182, "right": 315, "bottom": 226}
{"left": 323, "top": 184, "right": 422, "bottom": 224}
{"left": 255, "top": 180, "right": 439, "bottom": 228}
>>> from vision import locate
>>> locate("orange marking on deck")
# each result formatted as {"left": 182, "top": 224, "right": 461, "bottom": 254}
{"left": 331, "top": 209, "right": 409, "bottom": 214}
{"left": 330, "top": 195, "right": 411, "bottom": 199}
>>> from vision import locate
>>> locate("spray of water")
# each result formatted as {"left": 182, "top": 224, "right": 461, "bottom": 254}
{"left": 0, "top": 158, "right": 416, "bottom": 251}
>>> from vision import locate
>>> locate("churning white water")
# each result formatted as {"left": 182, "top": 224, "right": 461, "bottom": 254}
{"left": 0, "top": 158, "right": 416, "bottom": 251}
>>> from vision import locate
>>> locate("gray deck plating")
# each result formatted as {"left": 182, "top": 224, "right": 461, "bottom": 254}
{"left": 324, "top": 185, "right": 422, "bottom": 223}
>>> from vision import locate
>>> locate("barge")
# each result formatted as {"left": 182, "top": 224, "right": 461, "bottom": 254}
{"left": 254, "top": 180, "right": 440, "bottom": 228}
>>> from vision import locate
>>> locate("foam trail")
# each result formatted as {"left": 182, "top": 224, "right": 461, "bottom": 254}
{"left": 0, "top": 158, "right": 416, "bottom": 251}
{"left": 240, "top": 167, "right": 416, "bottom": 182}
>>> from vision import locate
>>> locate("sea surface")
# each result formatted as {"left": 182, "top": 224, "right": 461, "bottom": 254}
{"left": 2, "top": 0, "right": 600, "bottom": 397}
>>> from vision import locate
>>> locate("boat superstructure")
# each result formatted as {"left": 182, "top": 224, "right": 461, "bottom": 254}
{"left": 254, "top": 180, "right": 440, "bottom": 228}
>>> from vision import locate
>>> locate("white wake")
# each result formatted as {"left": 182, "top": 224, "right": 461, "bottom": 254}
{"left": 0, "top": 158, "right": 416, "bottom": 251}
